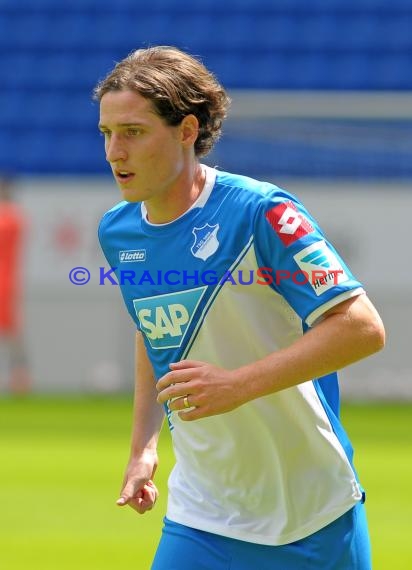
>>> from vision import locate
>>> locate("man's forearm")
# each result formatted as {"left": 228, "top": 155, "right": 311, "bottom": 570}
{"left": 156, "top": 295, "right": 385, "bottom": 421}
{"left": 129, "top": 388, "right": 165, "bottom": 458}
{"left": 235, "top": 294, "right": 385, "bottom": 402}
{"left": 129, "top": 331, "right": 165, "bottom": 458}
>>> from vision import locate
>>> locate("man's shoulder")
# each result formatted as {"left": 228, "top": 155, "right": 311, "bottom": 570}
{"left": 99, "top": 200, "right": 139, "bottom": 229}
{"left": 101, "top": 200, "right": 134, "bottom": 219}
{"left": 213, "top": 168, "right": 300, "bottom": 210}
{"left": 98, "top": 201, "right": 142, "bottom": 251}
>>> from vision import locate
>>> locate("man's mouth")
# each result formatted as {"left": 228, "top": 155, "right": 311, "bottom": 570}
{"left": 115, "top": 170, "right": 135, "bottom": 184}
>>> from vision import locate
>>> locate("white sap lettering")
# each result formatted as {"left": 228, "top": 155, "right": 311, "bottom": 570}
{"left": 138, "top": 303, "right": 190, "bottom": 340}
{"left": 155, "top": 304, "right": 189, "bottom": 338}
{"left": 138, "top": 308, "right": 157, "bottom": 339}
{"left": 155, "top": 306, "right": 174, "bottom": 339}
{"left": 168, "top": 304, "right": 189, "bottom": 335}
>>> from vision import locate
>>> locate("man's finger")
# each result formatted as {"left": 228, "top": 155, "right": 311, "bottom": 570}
{"left": 156, "top": 368, "right": 195, "bottom": 392}
{"left": 116, "top": 479, "right": 145, "bottom": 506}
{"left": 169, "top": 360, "right": 205, "bottom": 370}
{"left": 124, "top": 483, "right": 158, "bottom": 513}
{"left": 178, "top": 406, "right": 203, "bottom": 421}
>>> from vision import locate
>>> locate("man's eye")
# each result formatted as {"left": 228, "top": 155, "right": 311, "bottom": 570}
{"left": 127, "top": 128, "right": 141, "bottom": 136}
{"left": 99, "top": 130, "right": 110, "bottom": 138}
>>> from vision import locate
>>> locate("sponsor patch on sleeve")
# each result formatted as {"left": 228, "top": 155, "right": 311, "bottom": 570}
{"left": 265, "top": 201, "right": 314, "bottom": 246}
{"left": 293, "top": 240, "right": 349, "bottom": 296}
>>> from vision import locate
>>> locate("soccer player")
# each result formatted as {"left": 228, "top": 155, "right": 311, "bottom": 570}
{"left": 95, "top": 46, "right": 385, "bottom": 569}
{"left": 0, "top": 177, "right": 31, "bottom": 394}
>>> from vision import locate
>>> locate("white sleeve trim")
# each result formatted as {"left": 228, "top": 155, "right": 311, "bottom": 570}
{"left": 305, "top": 287, "right": 365, "bottom": 327}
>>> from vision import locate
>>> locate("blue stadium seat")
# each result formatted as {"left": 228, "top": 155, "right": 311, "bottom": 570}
{"left": 378, "top": 15, "right": 412, "bottom": 50}
{"left": 0, "top": 0, "right": 411, "bottom": 174}
{"left": 251, "top": 16, "right": 301, "bottom": 51}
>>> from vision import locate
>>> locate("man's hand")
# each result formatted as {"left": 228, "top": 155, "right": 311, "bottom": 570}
{"left": 117, "top": 453, "right": 159, "bottom": 514}
{"left": 156, "top": 360, "right": 247, "bottom": 421}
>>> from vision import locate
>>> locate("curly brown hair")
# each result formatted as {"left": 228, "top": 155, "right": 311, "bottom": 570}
{"left": 93, "top": 46, "right": 231, "bottom": 157}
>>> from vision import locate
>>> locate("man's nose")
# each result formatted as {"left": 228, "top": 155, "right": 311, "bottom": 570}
{"left": 105, "top": 134, "right": 127, "bottom": 163}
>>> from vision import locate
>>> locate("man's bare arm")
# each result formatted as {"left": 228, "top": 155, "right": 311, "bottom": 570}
{"left": 157, "top": 294, "right": 385, "bottom": 420}
{"left": 117, "top": 331, "right": 165, "bottom": 513}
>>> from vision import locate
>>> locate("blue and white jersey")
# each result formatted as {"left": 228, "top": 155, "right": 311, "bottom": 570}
{"left": 99, "top": 166, "right": 364, "bottom": 546}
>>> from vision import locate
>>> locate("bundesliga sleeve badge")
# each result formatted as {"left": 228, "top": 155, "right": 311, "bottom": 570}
{"left": 265, "top": 201, "right": 314, "bottom": 246}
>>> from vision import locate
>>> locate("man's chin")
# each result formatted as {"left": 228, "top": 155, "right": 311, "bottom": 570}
{"left": 119, "top": 187, "right": 142, "bottom": 203}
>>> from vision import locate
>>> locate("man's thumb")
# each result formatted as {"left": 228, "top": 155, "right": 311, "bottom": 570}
{"left": 116, "top": 479, "right": 141, "bottom": 506}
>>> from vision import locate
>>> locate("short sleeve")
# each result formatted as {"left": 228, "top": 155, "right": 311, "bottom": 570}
{"left": 98, "top": 210, "right": 142, "bottom": 331}
{"left": 253, "top": 192, "right": 364, "bottom": 326}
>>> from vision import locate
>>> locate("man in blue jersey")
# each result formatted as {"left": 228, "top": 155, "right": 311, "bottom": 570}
{"left": 94, "top": 46, "right": 385, "bottom": 569}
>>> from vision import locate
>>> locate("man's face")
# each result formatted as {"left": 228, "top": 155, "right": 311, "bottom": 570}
{"left": 99, "top": 90, "right": 186, "bottom": 203}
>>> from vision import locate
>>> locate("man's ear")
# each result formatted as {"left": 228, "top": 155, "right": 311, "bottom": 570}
{"left": 180, "top": 114, "right": 199, "bottom": 148}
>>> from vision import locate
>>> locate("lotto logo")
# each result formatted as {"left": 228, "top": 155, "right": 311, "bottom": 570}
{"left": 265, "top": 201, "right": 314, "bottom": 246}
{"left": 119, "top": 250, "right": 146, "bottom": 262}
{"left": 133, "top": 287, "right": 207, "bottom": 349}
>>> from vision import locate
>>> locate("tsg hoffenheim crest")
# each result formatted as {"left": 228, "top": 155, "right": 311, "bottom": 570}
{"left": 191, "top": 223, "right": 220, "bottom": 261}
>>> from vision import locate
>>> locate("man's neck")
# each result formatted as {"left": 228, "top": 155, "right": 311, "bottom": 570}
{"left": 144, "top": 163, "right": 206, "bottom": 224}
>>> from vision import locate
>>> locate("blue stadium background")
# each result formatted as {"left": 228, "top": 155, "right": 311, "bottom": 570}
{"left": 0, "top": 0, "right": 411, "bottom": 178}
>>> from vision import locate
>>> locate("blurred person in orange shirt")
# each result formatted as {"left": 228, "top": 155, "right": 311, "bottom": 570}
{"left": 0, "top": 176, "right": 31, "bottom": 394}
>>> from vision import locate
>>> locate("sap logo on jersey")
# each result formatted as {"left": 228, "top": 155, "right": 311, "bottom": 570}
{"left": 119, "top": 250, "right": 146, "bottom": 262}
{"left": 133, "top": 287, "right": 207, "bottom": 349}
{"left": 294, "top": 240, "right": 348, "bottom": 296}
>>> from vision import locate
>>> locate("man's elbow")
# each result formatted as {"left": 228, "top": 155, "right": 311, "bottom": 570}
{"left": 340, "top": 294, "right": 386, "bottom": 358}
{"left": 359, "top": 312, "right": 386, "bottom": 357}
{"left": 348, "top": 294, "right": 386, "bottom": 356}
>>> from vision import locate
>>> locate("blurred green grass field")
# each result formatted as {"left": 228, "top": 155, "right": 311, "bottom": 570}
{"left": 0, "top": 397, "right": 411, "bottom": 570}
